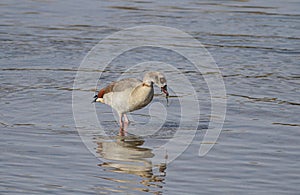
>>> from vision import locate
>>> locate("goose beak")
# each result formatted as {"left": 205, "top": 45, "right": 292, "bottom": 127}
{"left": 161, "top": 85, "right": 169, "bottom": 105}
{"left": 161, "top": 85, "right": 169, "bottom": 97}
{"left": 92, "top": 95, "right": 98, "bottom": 103}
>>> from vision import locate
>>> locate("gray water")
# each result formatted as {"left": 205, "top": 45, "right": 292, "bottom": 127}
{"left": 1, "top": 0, "right": 300, "bottom": 194}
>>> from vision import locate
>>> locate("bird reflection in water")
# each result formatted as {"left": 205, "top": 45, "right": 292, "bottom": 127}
{"left": 96, "top": 134, "right": 167, "bottom": 194}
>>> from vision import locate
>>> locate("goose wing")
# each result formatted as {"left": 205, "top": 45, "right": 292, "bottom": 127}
{"left": 97, "top": 78, "right": 141, "bottom": 98}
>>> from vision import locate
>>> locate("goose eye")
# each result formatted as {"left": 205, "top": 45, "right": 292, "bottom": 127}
{"left": 160, "top": 77, "right": 166, "bottom": 84}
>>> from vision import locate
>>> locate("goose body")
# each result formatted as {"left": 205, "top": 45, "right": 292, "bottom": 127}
{"left": 93, "top": 72, "right": 168, "bottom": 129}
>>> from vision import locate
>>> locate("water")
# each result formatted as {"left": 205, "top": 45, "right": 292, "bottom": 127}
{"left": 1, "top": 0, "right": 299, "bottom": 194}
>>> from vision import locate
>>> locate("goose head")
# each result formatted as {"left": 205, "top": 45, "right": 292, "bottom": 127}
{"left": 143, "top": 72, "right": 169, "bottom": 97}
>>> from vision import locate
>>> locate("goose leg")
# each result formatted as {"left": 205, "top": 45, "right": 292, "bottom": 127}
{"left": 119, "top": 113, "right": 124, "bottom": 130}
{"left": 123, "top": 114, "right": 129, "bottom": 124}
{"left": 119, "top": 113, "right": 129, "bottom": 135}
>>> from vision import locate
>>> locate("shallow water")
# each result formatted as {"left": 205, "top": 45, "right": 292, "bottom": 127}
{"left": 1, "top": 0, "right": 300, "bottom": 194}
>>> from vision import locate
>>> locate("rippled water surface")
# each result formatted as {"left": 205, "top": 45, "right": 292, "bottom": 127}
{"left": 1, "top": 0, "right": 299, "bottom": 194}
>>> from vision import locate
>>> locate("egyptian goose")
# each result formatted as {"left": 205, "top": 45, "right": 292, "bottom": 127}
{"left": 93, "top": 72, "right": 169, "bottom": 129}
